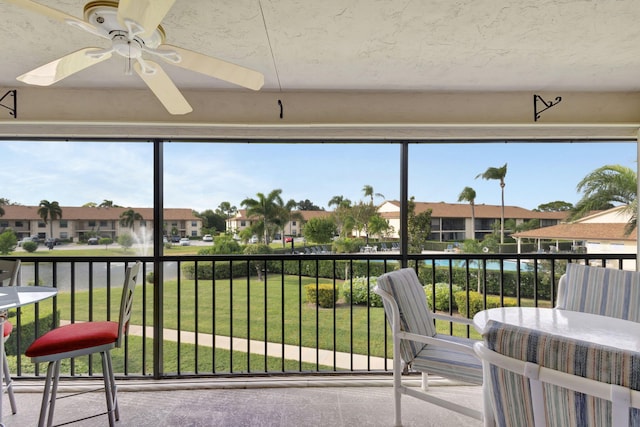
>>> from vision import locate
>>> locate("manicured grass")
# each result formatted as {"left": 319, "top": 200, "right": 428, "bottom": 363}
{"left": 10, "top": 336, "right": 330, "bottom": 376}
{"left": 11, "top": 244, "right": 200, "bottom": 257}
{"left": 14, "top": 273, "right": 553, "bottom": 374}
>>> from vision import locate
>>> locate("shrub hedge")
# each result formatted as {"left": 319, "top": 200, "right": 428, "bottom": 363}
{"left": 454, "top": 291, "right": 518, "bottom": 318}
{"left": 5, "top": 308, "right": 59, "bottom": 356}
{"left": 304, "top": 284, "right": 338, "bottom": 308}
{"left": 341, "top": 276, "right": 383, "bottom": 307}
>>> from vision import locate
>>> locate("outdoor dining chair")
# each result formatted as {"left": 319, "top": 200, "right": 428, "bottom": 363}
{"left": 26, "top": 261, "right": 141, "bottom": 427}
{"left": 373, "top": 268, "right": 489, "bottom": 426}
{"left": 0, "top": 259, "right": 20, "bottom": 415}
{"left": 475, "top": 320, "right": 640, "bottom": 427}
{"left": 556, "top": 263, "right": 640, "bottom": 322}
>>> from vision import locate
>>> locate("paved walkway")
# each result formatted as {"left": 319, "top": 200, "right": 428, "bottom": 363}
{"left": 127, "top": 325, "right": 394, "bottom": 370}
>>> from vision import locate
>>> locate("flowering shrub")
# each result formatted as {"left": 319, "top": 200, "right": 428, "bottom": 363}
{"left": 424, "top": 283, "right": 462, "bottom": 312}
{"left": 342, "top": 276, "right": 383, "bottom": 307}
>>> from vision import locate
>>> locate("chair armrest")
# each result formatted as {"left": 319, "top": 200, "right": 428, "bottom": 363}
{"left": 400, "top": 331, "right": 477, "bottom": 356}
{"left": 432, "top": 313, "right": 474, "bottom": 326}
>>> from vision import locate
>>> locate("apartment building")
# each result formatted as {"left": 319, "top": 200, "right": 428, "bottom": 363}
{"left": 378, "top": 200, "right": 566, "bottom": 240}
{"left": 0, "top": 205, "right": 202, "bottom": 241}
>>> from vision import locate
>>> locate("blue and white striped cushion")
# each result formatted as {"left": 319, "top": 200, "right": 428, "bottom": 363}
{"left": 411, "top": 334, "right": 483, "bottom": 385}
{"left": 377, "top": 268, "right": 436, "bottom": 363}
{"left": 484, "top": 320, "right": 640, "bottom": 427}
{"left": 557, "top": 263, "right": 640, "bottom": 322}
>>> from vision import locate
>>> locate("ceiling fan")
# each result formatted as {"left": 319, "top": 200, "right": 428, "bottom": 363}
{"left": 7, "top": 0, "right": 265, "bottom": 115}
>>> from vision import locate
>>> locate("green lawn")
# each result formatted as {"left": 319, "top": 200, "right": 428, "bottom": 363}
{"left": 13, "top": 273, "right": 550, "bottom": 374}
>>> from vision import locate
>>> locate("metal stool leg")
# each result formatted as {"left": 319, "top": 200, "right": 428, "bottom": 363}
{"left": 101, "top": 352, "right": 116, "bottom": 427}
{"left": 3, "top": 350, "right": 16, "bottom": 414}
{"left": 37, "top": 361, "right": 56, "bottom": 427}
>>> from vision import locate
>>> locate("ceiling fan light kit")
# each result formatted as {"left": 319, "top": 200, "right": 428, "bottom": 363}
{"left": 8, "top": 0, "right": 265, "bottom": 115}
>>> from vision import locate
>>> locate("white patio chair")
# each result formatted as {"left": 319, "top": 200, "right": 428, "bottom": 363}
{"left": 476, "top": 320, "right": 640, "bottom": 427}
{"left": 26, "top": 261, "right": 141, "bottom": 427}
{"left": 373, "top": 267, "right": 489, "bottom": 426}
{"left": 556, "top": 263, "right": 640, "bottom": 322}
{"left": 0, "top": 259, "right": 20, "bottom": 415}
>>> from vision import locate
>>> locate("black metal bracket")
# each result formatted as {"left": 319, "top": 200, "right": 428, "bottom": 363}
{"left": 277, "top": 99, "right": 283, "bottom": 119}
{"left": 0, "top": 90, "right": 17, "bottom": 119}
{"left": 534, "top": 94, "right": 561, "bottom": 122}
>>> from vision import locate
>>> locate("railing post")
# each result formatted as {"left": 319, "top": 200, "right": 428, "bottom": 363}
{"left": 153, "top": 139, "right": 164, "bottom": 378}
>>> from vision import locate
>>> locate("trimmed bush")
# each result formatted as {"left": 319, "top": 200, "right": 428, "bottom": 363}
{"left": 453, "top": 291, "right": 518, "bottom": 318}
{"left": 342, "top": 276, "right": 383, "bottom": 307}
{"left": 5, "top": 309, "right": 59, "bottom": 356}
{"left": 21, "top": 241, "right": 38, "bottom": 253}
{"left": 424, "top": 283, "right": 462, "bottom": 312}
{"left": 304, "top": 283, "right": 338, "bottom": 308}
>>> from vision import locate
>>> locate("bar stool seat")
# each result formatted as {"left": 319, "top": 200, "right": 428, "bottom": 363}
{"left": 26, "top": 261, "right": 141, "bottom": 427}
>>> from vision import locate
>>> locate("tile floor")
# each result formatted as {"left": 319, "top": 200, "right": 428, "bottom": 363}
{"left": 4, "top": 377, "right": 484, "bottom": 426}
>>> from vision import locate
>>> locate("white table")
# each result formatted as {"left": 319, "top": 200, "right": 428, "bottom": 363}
{"left": 473, "top": 307, "right": 640, "bottom": 353}
{"left": 0, "top": 286, "right": 57, "bottom": 426}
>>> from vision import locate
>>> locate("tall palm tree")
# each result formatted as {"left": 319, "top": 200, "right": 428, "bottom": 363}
{"left": 458, "top": 186, "right": 477, "bottom": 240}
{"left": 241, "top": 189, "right": 284, "bottom": 243}
{"left": 476, "top": 163, "right": 507, "bottom": 244}
{"left": 37, "top": 200, "right": 62, "bottom": 239}
{"left": 119, "top": 209, "right": 143, "bottom": 229}
{"left": 327, "top": 195, "right": 347, "bottom": 209}
{"left": 362, "top": 185, "right": 384, "bottom": 204}
{"left": 571, "top": 164, "right": 637, "bottom": 233}
{"left": 328, "top": 196, "right": 353, "bottom": 238}
{"left": 276, "top": 199, "right": 303, "bottom": 246}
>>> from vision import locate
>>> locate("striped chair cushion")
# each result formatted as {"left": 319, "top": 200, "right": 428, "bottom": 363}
{"left": 483, "top": 320, "right": 640, "bottom": 427}
{"left": 557, "top": 263, "right": 640, "bottom": 322}
{"left": 377, "top": 268, "right": 436, "bottom": 363}
{"left": 411, "top": 334, "right": 483, "bottom": 385}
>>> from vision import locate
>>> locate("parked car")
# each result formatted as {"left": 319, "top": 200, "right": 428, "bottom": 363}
{"left": 202, "top": 234, "right": 213, "bottom": 242}
{"left": 179, "top": 237, "right": 191, "bottom": 246}
{"left": 45, "top": 238, "right": 59, "bottom": 246}
{"left": 285, "top": 236, "right": 294, "bottom": 243}
{"left": 87, "top": 237, "right": 99, "bottom": 245}
{"left": 171, "top": 235, "right": 181, "bottom": 243}
{"left": 17, "top": 237, "right": 34, "bottom": 247}
{"left": 248, "top": 235, "right": 259, "bottom": 244}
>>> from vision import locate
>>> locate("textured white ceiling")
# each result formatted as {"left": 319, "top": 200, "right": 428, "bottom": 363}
{"left": 0, "top": 0, "right": 639, "bottom": 93}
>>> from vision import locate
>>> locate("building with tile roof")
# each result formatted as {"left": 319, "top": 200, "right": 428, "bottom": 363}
{"left": 513, "top": 205, "right": 636, "bottom": 269}
{"left": 0, "top": 205, "right": 202, "bottom": 242}
{"left": 378, "top": 200, "right": 566, "bottom": 240}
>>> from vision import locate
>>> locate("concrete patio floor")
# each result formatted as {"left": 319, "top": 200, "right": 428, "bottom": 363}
{"left": 4, "top": 376, "right": 483, "bottom": 426}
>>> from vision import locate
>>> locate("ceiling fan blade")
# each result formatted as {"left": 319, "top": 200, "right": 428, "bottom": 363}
{"left": 5, "top": 0, "right": 104, "bottom": 37}
{"left": 159, "top": 44, "right": 264, "bottom": 91}
{"left": 17, "top": 48, "right": 111, "bottom": 86}
{"left": 134, "top": 60, "right": 192, "bottom": 115}
{"left": 117, "top": 0, "right": 176, "bottom": 38}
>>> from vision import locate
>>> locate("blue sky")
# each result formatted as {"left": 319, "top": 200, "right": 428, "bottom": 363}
{"left": 0, "top": 140, "right": 635, "bottom": 212}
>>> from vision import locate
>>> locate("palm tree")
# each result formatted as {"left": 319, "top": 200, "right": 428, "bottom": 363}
{"left": 571, "top": 164, "right": 637, "bottom": 233}
{"left": 37, "top": 200, "right": 62, "bottom": 239}
{"left": 241, "top": 189, "right": 284, "bottom": 243}
{"left": 276, "top": 199, "right": 303, "bottom": 247}
{"left": 119, "top": 209, "right": 143, "bottom": 229}
{"left": 217, "top": 201, "right": 237, "bottom": 231}
{"left": 362, "top": 185, "right": 384, "bottom": 204}
{"left": 328, "top": 196, "right": 353, "bottom": 238}
{"left": 99, "top": 199, "right": 114, "bottom": 208}
{"left": 458, "top": 186, "right": 477, "bottom": 240}
{"left": 476, "top": 163, "right": 507, "bottom": 244}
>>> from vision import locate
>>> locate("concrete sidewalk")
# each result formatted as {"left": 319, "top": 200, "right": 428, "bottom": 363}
{"left": 128, "top": 325, "right": 394, "bottom": 370}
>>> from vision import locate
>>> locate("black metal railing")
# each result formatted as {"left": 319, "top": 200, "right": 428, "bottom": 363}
{"left": 4, "top": 252, "right": 635, "bottom": 381}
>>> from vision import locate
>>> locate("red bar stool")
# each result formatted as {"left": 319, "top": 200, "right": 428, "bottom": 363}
{"left": 26, "top": 261, "right": 141, "bottom": 427}
{"left": 0, "top": 259, "right": 21, "bottom": 416}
